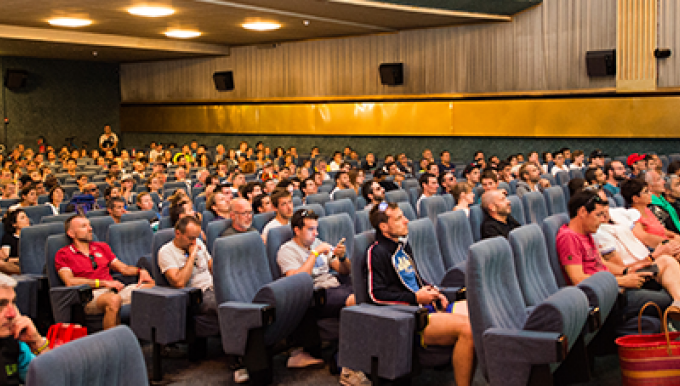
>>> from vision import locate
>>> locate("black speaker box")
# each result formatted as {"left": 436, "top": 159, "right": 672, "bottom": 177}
{"left": 586, "top": 50, "right": 616, "bottom": 77}
{"left": 4, "top": 70, "right": 28, "bottom": 90}
{"left": 379, "top": 63, "right": 404, "bottom": 86}
{"left": 213, "top": 71, "right": 234, "bottom": 91}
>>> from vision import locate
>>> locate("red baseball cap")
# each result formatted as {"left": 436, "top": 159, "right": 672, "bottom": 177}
{"left": 626, "top": 153, "right": 646, "bottom": 167}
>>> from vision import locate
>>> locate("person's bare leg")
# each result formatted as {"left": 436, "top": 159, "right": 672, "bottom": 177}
{"left": 655, "top": 255, "right": 680, "bottom": 300}
{"left": 345, "top": 294, "right": 355, "bottom": 307}
{"left": 423, "top": 313, "right": 475, "bottom": 386}
{"left": 97, "top": 293, "right": 122, "bottom": 330}
{"left": 0, "top": 261, "right": 21, "bottom": 275}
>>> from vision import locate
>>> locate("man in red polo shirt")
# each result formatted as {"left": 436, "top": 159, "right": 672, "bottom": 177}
{"left": 55, "top": 214, "right": 155, "bottom": 329}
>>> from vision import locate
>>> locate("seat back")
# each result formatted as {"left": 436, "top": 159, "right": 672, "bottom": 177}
{"left": 213, "top": 232, "right": 274, "bottom": 304}
{"left": 121, "top": 210, "right": 158, "bottom": 223}
{"left": 398, "top": 202, "right": 416, "bottom": 221}
{"left": 540, "top": 173, "right": 556, "bottom": 187}
{"left": 497, "top": 182, "right": 511, "bottom": 195}
{"left": 436, "top": 211, "right": 473, "bottom": 269}
{"left": 385, "top": 189, "right": 409, "bottom": 204}
{"left": 466, "top": 237, "right": 528, "bottom": 377}
{"left": 325, "top": 198, "right": 356, "bottom": 222}
{"left": 19, "top": 222, "right": 65, "bottom": 275}
{"left": 541, "top": 213, "right": 571, "bottom": 287}
{"left": 441, "top": 193, "right": 455, "bottom": 211}
{"left": 0, "top": 198, "right": 19, "bottom": 209}
{"left": 265, "top": 225, "right": 294, "bottom": 279}
{"left": 89, "top": 216, "right": 115, "bottom": 243}
{"left": 356, "top": 196, "right": 366, "bottom": 211}
{"left": 352, "top": 230, "right": 376, "bottom": 305}
{"left": 354, "top": 209, "right": 372, "bottom": 234}
{"left": 509, "top": 179, "right": 518, "bottom": 194}
{"left": 401, "top": 178, "right": 418, "bottom": 191}
{"left": 543, "top": 186, "right": 567, "bottom": 216}
{"left": 332, "top": 189, "right": 357, "bottom": 206}
{"left": 149, "top": 228, "right": 176, "bottom": 287}
{"left": 26, "top": 325, "right": 149, "bottom": 386}
{"left": 521, "top": 191, "right": 549, "bottom": 225}
{"left": 306, "top": 192, "right": 331, "bottom": 207}
{"left": 507, "top": 194, "right": 525, "bottom": 226}
{"left": 554, "top": 171, "right": 570, "bottom": 186}
{"left": 201, "top": 211, "right": 215, "bottom": 233}
{"left": 253, "top": 211, "right": 276, "bottom": 233}
{"left": 318, "top": 213, "right": 355, "bottom": 260}
{"left": 23, "top": 205, "right": 53, "bottom": 225}
{"left": 158, "top": 216, "right": 173, "bottom": 230}
{"left": 40, "top": 214, "right": 73, "bottom": 223}
{"left": 418, "top": 196, "right": 447, "bottom": 226}
{"left": 107, "top": 220, "right": 153, "bottom": 266}
{"left": 45, "top": 234, "right": 71, "bottom": 288}
{"left": 407, "top": 187, "right": 420, "bottom": 209}
{"left": 468, "top": 204, "right": 484, "bottom": 242}
{"left": 613, "top": 193, "right": 625, "bottom": 207}
{"left": 569, "top": 169, "right": 584, "bottom": 180}
{"left": 407, "top": 219, "right": 446, "bottom": 285}
{"left": 206, "top": 219, "right": 232, "bottom": 254}
{"left": 508, "top": 224, "right": 559, "bottom": 307}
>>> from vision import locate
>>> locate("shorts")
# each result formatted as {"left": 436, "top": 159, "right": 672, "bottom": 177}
{"left": 84, "top": 284, "right": 138, "bottom": 315}
{"left": 320, "top": 282, "right": 353, "bottom": 319}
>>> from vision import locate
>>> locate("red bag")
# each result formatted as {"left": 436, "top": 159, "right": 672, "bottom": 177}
{"left": 46, "top": 323, "right": 88, "bottom": 349}
{"left": 615, "top": 302, "right": 680, "bottom": 386}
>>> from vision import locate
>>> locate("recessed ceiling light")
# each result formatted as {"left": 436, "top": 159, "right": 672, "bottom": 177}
{"left": 128, "top": 6, "right": 175, "bottom": 17}
{"left": 242, "top": 22, "right": 281, "bottom": 31}
{"left": 303, "top": 20, "right": 310, "bottom": 26}
{"left": 48, "top": 18, "right": 92, "bottom": 27}
{"left": 165, "top": 29, "right": 201, "bottom": 38}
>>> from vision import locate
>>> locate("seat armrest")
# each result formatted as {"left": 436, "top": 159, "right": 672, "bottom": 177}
{"left": 131, "top": 286, "right": 195, "bottom": 344}
{"left": 483, "top": 329, "right": 567, "bottom": 364}
{"left": 49, "top": 285, "right": 92, "bottom": 323}
{"left": 218, "top": 302, "right": 274, "bottom": 356}
{"left": 577, "top": 271, "right": 618, "bottom": 321}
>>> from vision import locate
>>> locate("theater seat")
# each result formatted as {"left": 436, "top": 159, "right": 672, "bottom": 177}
{"left": 436, "top": 211, "right": 472, "bottom": 287}
{"left": 543, "top": 186, "right": 568, "bottom": 216}
{"left": 332, "top": 188, "right": 357, "bottom": 206}
{"left": 522, "top": 191, "right": 549, "bottom": 225}
{"left": 417, "top": 196, "right": 447, "bottom": 226}
{"left": 325, "top": 198, "right": 356, "bottom": 222}
{"left": 508, "top": 194, "right": 525, "bottom": 226}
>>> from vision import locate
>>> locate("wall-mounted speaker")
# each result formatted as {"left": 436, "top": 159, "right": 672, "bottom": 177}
{"left": 4, "top": 70, "right": 28, "bottom": 90}
{"left": 213, "top": 71, "right": 234, "bottom": 91}
{"left": 379, "top": 63, "right": 404, "bottom": 86}
{"left": 586, "top": 50, "right": 616, "bottom": 77}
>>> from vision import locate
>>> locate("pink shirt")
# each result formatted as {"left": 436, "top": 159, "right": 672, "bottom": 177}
{"left": 556, "top": 225, "right": 608, "bottom": 285}
{"left": 638, "top": 207, "right": 667, "bottom": 238}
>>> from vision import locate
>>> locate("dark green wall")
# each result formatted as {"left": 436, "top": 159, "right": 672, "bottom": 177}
{"left": 0, "top": 57, "right": 120, "bottom": 151}
{"left": 121, "top": 132, "right": 680, "bottom": 162}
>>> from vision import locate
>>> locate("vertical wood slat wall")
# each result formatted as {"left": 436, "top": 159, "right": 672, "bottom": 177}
{"left": 120, "top": 0, "right": 618, "bottom": 102}
{"left": 658, "top": 0, "right": 680, "bottom": 88}
{"left": 616, "top": 0, "right": 657, "bottom": 90}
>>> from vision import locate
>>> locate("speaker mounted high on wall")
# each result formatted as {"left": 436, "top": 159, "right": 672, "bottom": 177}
{"left": 213, "top": 71, "right": 234, "bottom": 91}
{"left": 379, "top": 63, "right": 404, "bottom": 86}
{"left": 586, "top": 50, "right": 616, "bottom": 77}
{"left": 4, "top": 69, "right": 28, "bottom": 90}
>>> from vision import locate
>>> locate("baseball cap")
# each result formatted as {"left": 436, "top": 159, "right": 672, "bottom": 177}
{"left": 463, "top": 162, "right": 481, "bottom": 176}
{"left": 626, "top": 153, "right": 646, "bottom": 167}
{"left": 589, "top": 149, "right": 607, "bottom": 159}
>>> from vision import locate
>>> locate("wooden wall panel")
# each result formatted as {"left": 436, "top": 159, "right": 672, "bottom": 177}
{"left": 658, "top": 0, "right": 680, "bottom": 88}
{"left": 617, "top": 0, "right": 657, "bottom": 90}
{"left": 120, "top": 0, "right": 619, "bottom": 102}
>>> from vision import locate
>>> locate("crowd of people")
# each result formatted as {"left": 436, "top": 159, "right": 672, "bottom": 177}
{"left": 2, "top": 131, "right": 680, "bottom": 384}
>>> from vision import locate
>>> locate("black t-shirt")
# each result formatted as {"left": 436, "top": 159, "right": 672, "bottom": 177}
{"left": 1, "top": 233, "right": 19, "bottom": 258}
{"left": 480, "top": 213, "right": 521, "bottom": 240}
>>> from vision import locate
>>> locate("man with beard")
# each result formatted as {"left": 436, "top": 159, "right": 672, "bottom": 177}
{"left": 603, "top": 160, "right": 627, "bottom": 197}
{"left": 516, "top": 162, "right": 551, "bottom": 198}
{"left": 361, "top": 180, "right": 385, "bottom": 212}
{"left": 480, "top": 190, "right": 521, "bottom": 239}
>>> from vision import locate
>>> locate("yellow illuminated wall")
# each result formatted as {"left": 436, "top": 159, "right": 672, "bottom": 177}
{"left": 121, "top": 94, "right": 680, "bottom": 138}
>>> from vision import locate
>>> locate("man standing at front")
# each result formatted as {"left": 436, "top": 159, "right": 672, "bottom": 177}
{"left": 56, "top": 215, "right": 155, "bottom": 329}
{"left": 366, "top": 202, "right": 474, "bottom": 386}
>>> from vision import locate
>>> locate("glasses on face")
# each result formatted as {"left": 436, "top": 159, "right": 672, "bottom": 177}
{"left": 88, "top": 255, "right": 98, "bottom": 270}
{"left": 234, "top": 210, "right": 253, "bottom": 216}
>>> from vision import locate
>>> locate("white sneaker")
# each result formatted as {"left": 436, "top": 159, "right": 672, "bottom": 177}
{"left": 234, "top": 368, "right": 249, "bottom": 384}
{"left": 339, "top": 367, "right": 371, "bottom": 386}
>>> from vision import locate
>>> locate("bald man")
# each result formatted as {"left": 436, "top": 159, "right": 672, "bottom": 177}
{"left": 480, "top": 190, "right": 521, "bottom": 240}
{"left": 220, "top": 198, "right": 257, "bottom": 237}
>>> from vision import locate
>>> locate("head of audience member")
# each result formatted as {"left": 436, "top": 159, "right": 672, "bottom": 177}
{"left": 0, "top": 273, "right": 21, "bottom": 338}
{"left": 232, "top": 172, "right": 246, "bottom": 190}
{"left": 169, "top": 196, "right": 195, "bottom": 226}
{"left": 426, "top": 163, "right": 439, "bottom": 177}
{"left": 174, "top": 167, "right": 187, "bottom": 182}
{"left": 19, "top": 185, "right": 37, "bottom": 207}
{"left": 665, "top": 175, "right": 680, "bottom": 203}
{"left": 370, "top": 202, "right": 408, "bottom": 242}
{"left": 569, "top": 150, "right": 584, "bottom": 166}
{"left": 48, "top": 185, "right": 65, "bottom": 206}
{"left": 207, "top": 191, "right": 231, "bottom": 219}
{"left": 552, "top": 151, "right": 566, "bottom": 167}
{"left": 291, "top": 209, "right": 321, "bottom": 248}
{"left": 419, "top": 172, "right": 439, "bottom": 198}
{"left": 488, "top": 155, "right": 500, "bottom": 167}
{"left": 107, "top": 197, "right": 127, "bottom": 223}
{"left": 2, "top": 181, "right": 16, "bottom": 199}
{"left": 263, "top": 178, "right": 278, "bottom": 194}
{"left": 301, "top": 177, "right": 318, "bottom": 197}
{"left": 279, "top": 168, "right": 291, "bottom": 180}
{"left": 589, "top": 149, "right": 606, "bottom": 168}
{"left": 83, "top": 183, "right": 100, "bottom": 199}
{"left": 239, "top": 181, "right": 263, "bottom": 202}
{"left": 229, "top": 198, "right": 254, "bottom": 232}
{"left": 541, "top": 151, "right": 553, "bottom": 164}
{"left": 276, "top": 179, "right": 295, "bottom": 193}
{"left": 334, "top": 171, "right": 351, "bottom": 190}
{"left": 438, "top": 171, "right": 456, "bottom": 194}
{"left": 3, "top": 209, "right": 29, "bottom": 236}
{"left": 271, "top": 188, "right": 294, "bottom": 223}
{"left": 361, "top": 180, "right": 385, "bottom": 206}
{"left": 136, "top": 192, "right": 155, "bottom": 212}
{"left": 567, "top": 190, "right": 610, "bottom": 234}
{"left": 518, "top": 162, "right": 541, "bottom": 184}
{"left": 76, "top": 174, "right": 88, "bottom": 189}
{"left": 451, "top": 182, "right": 474, "bottom": 205}
{"left": 481, "top": 189, "right": 511, "bottom": 222}
{"left": 585, "top": 167, "right": 606, "bottom": 187}
{"left": 626, "top": 153, "right": 647, "bottom": 175}
{"left": 120, "top": 175, "right": 134, "bottom": 193}
{"left": 65, "top": 214, "right": 93, "bottom": 244}
{"left": 331, "top": 152, "right": 343, "bottom": 166}
{"left": 620, "top": 178, "right": 649, "bottom": 209}
{"left": 473, "top": 151, "right": 486, "bottom": 168}
{"left": 173, "top": 216, "right": 202, "bottom": 253}
{"left": 604, "top": 160, "right": 627, "bottom": 185}
{"left": 104, "top": 185, "right": 120, "bottom": 202}
{"left": 364, "top": 153, "right": 375, "bottom": 165}
{"left": 496, "top": 161, "right": 512, "bottom": 181}
{"left": 463, "top": 164, "right": 481, "bottom": 186}
{"left": 480, "top": 170, "right": 498, "bottom": 193}
{"left": 567, "top": 178, "right": 588, "bottom": 197}
{"left": 146, "top": 174, "right": 163, "bottom": 193}
{"left": 422, "top": 149, "right": 433, "bottom": 162}
{"left": 440, "top": 151, "right": 451, "bottom": 165}
{"left": 668, "top": 161, "right": 680, "bottom": 177}
{"left": 348, "top": 169, "right": 365, "bottom": 190}
{"left": 645, "top": 170, "right": 665, "bottom": 197}
{"left": 253, "top": 193, "right": 274, "bottom": 214}
{"left": 526, "top": 151, "right": 538, "bottom": 164}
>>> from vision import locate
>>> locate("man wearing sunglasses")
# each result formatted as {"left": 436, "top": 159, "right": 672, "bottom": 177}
{"left": 360, "top": 180, "right": 385, "bottom": 212}
{"left": 55, "top": 215, "right": 155, "bottom": 330}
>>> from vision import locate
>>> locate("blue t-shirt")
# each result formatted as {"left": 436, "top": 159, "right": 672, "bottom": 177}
{"left": 603, "top": 183, "right": 620, "bottom": 197}
{"left": 392, "top": 247, "right": 420, "bottom": 293}
{"left": 17, "top": 341, "right": 35, "bottom": 382}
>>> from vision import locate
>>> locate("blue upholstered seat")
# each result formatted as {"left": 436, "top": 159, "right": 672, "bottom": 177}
{"left": 408, "top": 218, "right": 465, "bottom": 291}
{"left": 22, "top": 205, "right": 53, "bottom": 225}
{"left": 19, "top": 222, "right": 65, "bottom": 275}
{"left": 507, "top": 194, "right": 526, "bottom": 226}
{"left": 398, "top": 202, "right": 416, "bottom": 221}
{"left": 253, "top": 211, "right": 276, "bottom": 233}
{"left": 417, "top": 195, "right": 447, "bottom": 226}
{"left": 468, "top": 204, "right": 483, "bottom": 242}
{"left": 385, "top": 189, "right": 409, "bottom": 204}
{"left": 521, "top": 191, "right": 549, "bottom": 225}
{"left": 332, "top": 188, "right": 357, "bottom": 206}
{"left": 325, "top": 198, "right": 356, "bottom": 222}
{"left": 543, "top": 186, "right": 568, "bottom": 216}
{"left": 436, "top": 211, "right": 472, "bottom": 287}
{"left": 306, "top": 192, "right": 331, "bottom": 207}
{"left": 88, "top": 216, "right": 115, "bottom": 243}
{"left": 107, "top": 220, "right": 153, "bottom": 266}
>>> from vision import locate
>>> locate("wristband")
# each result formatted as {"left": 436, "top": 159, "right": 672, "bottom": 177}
{"left": 33, "top": 338, "right": 49, "bottom": 354}
{"left": 95, "top": 279, "right": 99, "bottom": 289}
{"left": 338, "top": 255, "right": 347, "bottom": 262}
{"left": 311, "top": 250, "right": 320, "bottom": 257}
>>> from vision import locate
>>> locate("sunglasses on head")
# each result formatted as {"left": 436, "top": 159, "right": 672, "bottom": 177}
{"left": 88, "top": 255, "right": 98, "bottom": 270}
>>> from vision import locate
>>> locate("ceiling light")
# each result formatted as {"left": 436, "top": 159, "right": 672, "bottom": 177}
{"left": 165, "top": 29, "right": 201, "bottom": 38}
{"left": 48, "top": 18, "right": 92, "bottom": 27}
{"left": 128, "top": 6, "right": 175, "bottom": 17}
{"left": 242, "top": 22, "right": 281, "bottom": 31}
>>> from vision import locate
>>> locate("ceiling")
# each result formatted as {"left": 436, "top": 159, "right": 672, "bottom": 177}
{"left": 0, "top": 0, "right": 540, "bottom": 63}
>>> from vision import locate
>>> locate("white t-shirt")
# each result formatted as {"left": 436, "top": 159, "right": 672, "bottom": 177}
{"left": 99, "top": 133, "right": 119, "bottom": 147}
{"left": 277, "top": 239, "right": 339, "bottom": 289}
{"left": 551, "top": 165, "right": 569, "bottom": 176}
{"left": 157, "top": 238, "right": 213, "bottom": 291}
{"left": 592, "top": 208, "right": 648, "bottom": 266}
{"left": 261, "top": 218, "right": 289, "bottom": 244}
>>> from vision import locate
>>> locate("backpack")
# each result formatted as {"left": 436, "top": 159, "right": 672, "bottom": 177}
{"left": 67, "top": 194, "right": 96, "bottom": 214}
